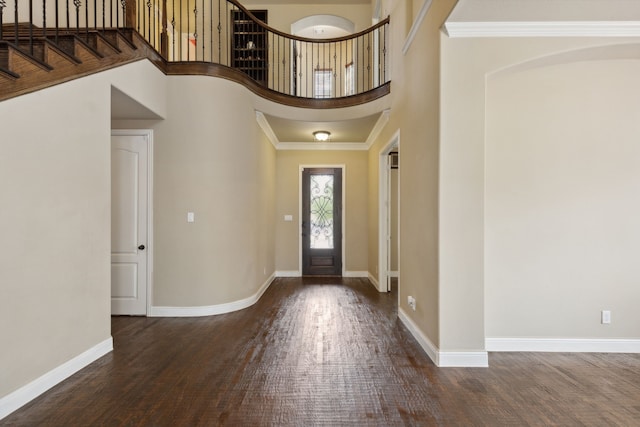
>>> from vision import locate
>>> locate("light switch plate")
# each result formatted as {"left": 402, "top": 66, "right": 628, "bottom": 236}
{"left": 284, "top": 215, "right": 293, "bottom": 221}
{"left": 187, "top": 212, "right": 195, "bottom": 223}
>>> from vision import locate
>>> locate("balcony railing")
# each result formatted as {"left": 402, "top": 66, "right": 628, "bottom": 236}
{"left": 0, "top": 0, "right": 390, "bottom": 101}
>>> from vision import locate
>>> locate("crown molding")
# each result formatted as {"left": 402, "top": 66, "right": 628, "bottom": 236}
{"left": 403, "top": 0, "right": 434, "bottom": 55}
{"left": 366, "top": 109, "right": 391, "bottom": 149}
{"left": 257, "top": 109, "right": 390, "bottom": 151}
{"left": 255, "top": 111, "right": 279, "bottom": 148}
{"left": 444, "top": 21, "right": 640, "bottom": 38}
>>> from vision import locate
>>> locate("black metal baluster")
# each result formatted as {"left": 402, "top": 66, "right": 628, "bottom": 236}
{"left": 369, "top": 32, "right": 373, "bottom": 89}
{"left": 73, "top": 0, "right": 80, "bottom": 34}
{"left": 171, "top": 0, "right": 175, "bottom": 60}
{"left": 210, "top": 0, "right": 213, "bottom": 62}
{"left": 145, "top": 0, "right": 149, "bottom": 45}
{"left": 305, "top": 41, "right": 308, "bottom": 98}
{"left": 120, "top": 0, "right": 125, "bottom": 28}
{"left": 55, "top": 0, "right": 59, "bottom": 43}
{"left": 201, "top": 0, "right": 204, "bottom": 60}
{"left": 0, "top": 0, "right": 6, "bottom": 41}
{"left": 93, "top": 0, "right": 97, "bottom": 30}
{"left": 193, "top": 1, "right": 197, "bottom": 60}
{"left": 152, "top": 0, "right": 155, "bottom": 48}
{"left": 14, "top": 0, "right": 18, "bottom": 46}
{"left": 216, "top": 0, "right": 221, "bottom": 64}
{"left": 42, "top": 0, "right": 46, "bottom": 39}
{"left": 225, "top": 1, "right": 228, "bottom": 65}
{"left": 185, "top": 0, "right": 189, "bottom": 60}
{"left": 333, "top": 42, "right": 337, "bottom": 98}
{"left": 85, "top": 0, "right": 89, "bottom": 41}
{"left": 28, "top": 0, "right": 34, "bottom": 55}
{"left": 384, "top": 23, "right": 388, "bottom": 83}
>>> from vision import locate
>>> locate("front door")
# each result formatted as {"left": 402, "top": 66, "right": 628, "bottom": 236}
{"left": 302, "top": 167, "right": 342, "bottom": 276}
{"left": 111, "top": 132, "right": 149, "bottom": 315}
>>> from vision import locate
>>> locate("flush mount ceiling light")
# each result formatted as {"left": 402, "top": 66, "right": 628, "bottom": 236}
{"left": 313, "top": 131, "right": 331, "bottom": 142}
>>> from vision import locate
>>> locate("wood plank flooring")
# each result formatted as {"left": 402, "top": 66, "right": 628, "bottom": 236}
{"left": 2, "top": 277, "right": 640, "bottom": 426}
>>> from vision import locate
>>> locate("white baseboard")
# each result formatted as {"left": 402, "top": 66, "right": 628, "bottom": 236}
{"left": 399, "top": 308, "right": 488, "bottom": 367}
{"left": 343, "top": 271, "right": 369, "bottom": 278}
{"left": 398, "top": 308, "right": 439, "bottom": 365}
{"left": 367, "top": 272, "right": 380, "bottom": 291}
{"left": 486, "top": 338, "right": 640, "bottom": 353}
{"left": 150, "top": 274, "right": 275, "bottom": 317}
{"left": 275, "top": 271, "right": 300, "bottom": 277}
{"left": 0, "top": 338, "right": 113, "bottom": 421}
{"left": 439, "top": 351, "right": 489, "bottom": 367}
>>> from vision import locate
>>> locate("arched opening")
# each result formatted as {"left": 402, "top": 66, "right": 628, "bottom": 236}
{"left": 289, "top": 15, "right": 357, "bottom": 98}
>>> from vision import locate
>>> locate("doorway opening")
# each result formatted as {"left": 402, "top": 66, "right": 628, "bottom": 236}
{"left": 379, "top": 131, "right": 399, "bottom": 292}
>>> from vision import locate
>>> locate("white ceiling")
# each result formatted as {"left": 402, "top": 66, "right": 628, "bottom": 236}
{"left": 263, "top": 113, "right": 381, "bottom": 143}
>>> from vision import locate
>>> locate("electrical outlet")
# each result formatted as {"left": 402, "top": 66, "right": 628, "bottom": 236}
{"left": 408, "top": 296, "right": 416, "bottom": 311}
{"left": 601, "top": 310, "right": 611, "bottom": 324}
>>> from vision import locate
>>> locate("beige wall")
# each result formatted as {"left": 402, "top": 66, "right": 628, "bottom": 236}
{"left": 441, "top": 36, "right": 640, "bottom": 349}
{"left": 485, "top": 58, "right": 640, "bottom": 339}
{"left": 0, "top": 61, "right": 166, "bottom": 399}
{"left": 115, "top": 76, "right": 276, "bottom": 306}
{"left": 368, "top": 0, "right": 455, "bottom": 348}
{"left": 275, "top": 150, "right": 368, "bottom": 274}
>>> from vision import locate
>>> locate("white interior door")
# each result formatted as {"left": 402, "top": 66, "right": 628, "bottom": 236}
{"left": 111, "top": 132, "right": 149, "bottom": 315}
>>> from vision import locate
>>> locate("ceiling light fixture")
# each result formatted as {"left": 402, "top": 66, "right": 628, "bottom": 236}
{"left": 313, "top": 131, "right": 331, "bottom": 142}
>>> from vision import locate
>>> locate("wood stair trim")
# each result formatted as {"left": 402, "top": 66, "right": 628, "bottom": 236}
{"left": 0, "top": 67, "right": 19, "bottom": 80}
{"left": 42, "top": 40, "right": 83, "bottom": 76}
{"left": 43, "top": 39, "right": 82, "bottom": 66}
{"left": 114, "top": 29, "right": 138, "bottom": 52}
{"left": 72, "top": 36, "right": 105, "bottom": 60}
{"left": 91, "top": 32, "right": 122, "bottom": 56}
{"left": 8, "top": 42, "right": 53, "bottom": 73}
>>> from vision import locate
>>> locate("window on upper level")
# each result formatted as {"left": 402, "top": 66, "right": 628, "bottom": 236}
{"left": 314, "top": 69, "right": 333, "bottom": 98}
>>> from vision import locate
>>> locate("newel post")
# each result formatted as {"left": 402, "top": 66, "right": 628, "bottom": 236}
{"left": 160, "top": 0, "right": 168, "bottom": 58}
{"left": 125, "top": 0, "right": 136, "bottom": 29}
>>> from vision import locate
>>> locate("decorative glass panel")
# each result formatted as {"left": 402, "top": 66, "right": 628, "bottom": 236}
{"left": 310, "top": 174, "right": 334, "bottom": 249}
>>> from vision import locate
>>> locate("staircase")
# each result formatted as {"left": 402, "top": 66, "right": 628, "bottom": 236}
{"left": 0, "top": 26, "right": 161, "bottom": 102}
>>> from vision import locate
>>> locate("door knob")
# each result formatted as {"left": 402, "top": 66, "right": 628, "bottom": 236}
{"left": 138, "top": 245, "right": 146, "bottom": 250}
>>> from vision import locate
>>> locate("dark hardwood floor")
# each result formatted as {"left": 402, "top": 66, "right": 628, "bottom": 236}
{"left": 3, "top": 277, "right": 640, "bottom": 426}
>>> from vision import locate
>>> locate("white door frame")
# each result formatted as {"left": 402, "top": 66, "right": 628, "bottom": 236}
{"left": 299, "top": 164, "right": 346, "bottom": 276}
{"left": 378, "top": 130, "right": 399, "bottom": 292}
{"left": 111, "top": 129, "right": 154, "bottom": 315}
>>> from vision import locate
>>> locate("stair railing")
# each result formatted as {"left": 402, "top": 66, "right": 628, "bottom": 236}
{"left": 0, "top": 0, "right": 389, "bottom": 100}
